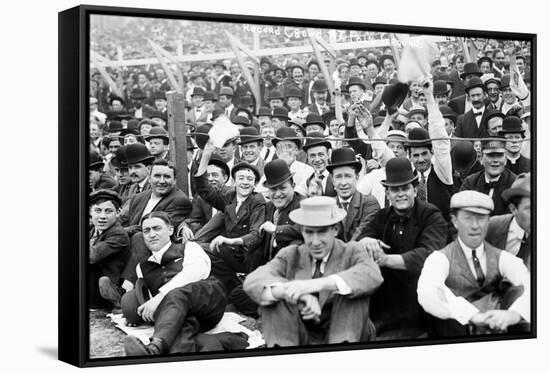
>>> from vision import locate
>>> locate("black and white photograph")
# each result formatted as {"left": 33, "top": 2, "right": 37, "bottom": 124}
{"left": 61, "top": 4, "right": 535, "bottom": 366}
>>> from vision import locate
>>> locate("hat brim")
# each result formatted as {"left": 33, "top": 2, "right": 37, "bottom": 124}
{"left": 263, "top": 172, "right": 294, "bottom": 189}
{"left": 460, "top": 206, "right": 492, "bottom": 215}
{"left": 303, "top": 140, "right": 332, "bottom": 152}
{"left": 272, "top": 137, "right": 302, "bottom": 150}
{"left": 498, "top": 130, "right": 526, "bottom": 136}
{"left": 460, "top": 71, "right": 483, "bottom": 80}
{"left": 231, "top": 162, "right": 260, "bottom": 182}
{"left": 501, "top": 188, "right": 530, "bottom": 204}
{"left": 238, "top": 136, "right": 263, "bottom": 145}
{"left": 326, "top": 161, "right": 362, "bottom": 173}
{"left": 126, "top": 155, "right": 156, "bottom": 165}
{"left": 208, "top": 159, "right": 230, "bottom": 178}
{"left": 289, "top": 208, "right": 347, "bottom": 227}
{"left": 380, "top": 174, "right": 418, "bottom": 187}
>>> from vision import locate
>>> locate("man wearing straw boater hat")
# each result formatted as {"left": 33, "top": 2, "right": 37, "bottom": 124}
{"left": 417, "top": 190, "right": 530, "bottom": 337}
{"left": 244, "top": 196, "right": 383, "bottom": 346}
{"left": 357, "top": 157, "right": 448, "bottom": 338}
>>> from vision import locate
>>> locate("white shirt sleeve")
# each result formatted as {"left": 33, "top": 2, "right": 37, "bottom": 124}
{"left": 328, "top": 274, "right": 352, "bottom": 295}
{"left": 158, "top": 242, "right": 211, "bottom": 296}
{"left": 136, "top": 264, "right": 143, "bottom": 279}
{"left": 417, "top": 251, "right": 480, "bottom": 325}
{"left": 427, "top": 101, "right": 453, "bottom": 185}
{"left": 498, "top": 251, "right": 531, "bottom": 323}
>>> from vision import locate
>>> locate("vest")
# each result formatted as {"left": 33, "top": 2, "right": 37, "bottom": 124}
{"left": 441, "top": 240, "right": 503, "bottom": 311}
{"left": 139, "top": 244, "right": 185, "bottom": 296}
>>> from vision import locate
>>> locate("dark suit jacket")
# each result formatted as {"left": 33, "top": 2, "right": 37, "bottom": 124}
{"left": 185, "top": 196, "right": 215, "bottom": 233}
{"left": 455, "top": 109, "right": 490, "bottom": 139}
{"left": 448, "top": 94, "right": 467, "bottom": 115}
{"left": 358, "top": 199, "right": 448, "bottom": 328}
{"left": 459, "top": 168, "right": 517, "bottom": 216}
{"left": 506, "top": 155, "right": 530, "bottom": 175}
{"left": 244, "top": 239, "right": 384, "bottom": 309}
{"left": 343, "top": 125, "right": 373, "bottom": 161}
{"left": 194, "top": 173, "right": 266, "bottom": 252}
{"left": 89, "top": 221, "right": 130, "bottom": 284}
{"left": 337, "top": 192, "right": 380, "bottom": 242}
{"left": 94, "top": 174, "right": 118, "bottom": 191}
{"left": 122, "top": 187, "right": 193, "bottom": 237}
{"left": 305, "top": 172, "right": 336, "bottom": 197}
{"left": 486, "top": 213, "right": 514, "bottom": 250}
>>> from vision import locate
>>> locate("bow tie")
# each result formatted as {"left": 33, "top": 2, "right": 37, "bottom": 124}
{"left": 390, "top": 214, "right": 409, "bottom": 225}
{"left": 474, "top": 111, "right": 483, "bottom": 116}
{"left": 485, "top": 181, "right": 498, "bottom": 189}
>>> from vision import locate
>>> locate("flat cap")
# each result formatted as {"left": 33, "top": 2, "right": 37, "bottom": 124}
{"left": 481, "top": 137, "right": 506, "bottom": 153}
{"left": 89, "top": 189, "right": 122, "bottom": 209}
{"left": 450, "top": 190, "right": 494, "bottom": 215}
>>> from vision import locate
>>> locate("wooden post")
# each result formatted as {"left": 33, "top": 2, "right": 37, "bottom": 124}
{"left": 390, "top": 34, "right": 402, "bottom": 70}
{"left": 460, "top": 38, "right": 472, "bottom": 62}
{"left": 148, "top": 39, "right": 184, "bottom": 93}
{"left": 166, "top": 91, "right": 189, "bottom": 195}
{"left": 308, "top": 34, "right": 335, "bottom": 94}
{"left": 469, "top": 40, "right": 479, "bottom": 62}
{"left": 90, "top": 53, "right": 123, "bottom": 98}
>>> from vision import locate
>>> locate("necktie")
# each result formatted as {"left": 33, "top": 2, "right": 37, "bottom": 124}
{"left": 474, "top": 111, "right": 483, "bottom": 116}
{"left": 342, "top": 202, "right": 349, "bottom": 212}
{"left": 135, "top": 185, "right": 141, "bottom": 194}
{"left": 269, "top": 209, "right": 281, "bottom": 259}
{"left": 263, "top": 148, "right": 271, "bottom": 161}
{"left": 517, "top": 233, "right": 531, "bottom": 269}
{"left": 471, "top": 249, "right": 485, "bottom": 287}
{"left": 417, "top": 173, "right": 427, "bottom": 202}
{"left": 312, "top": 259, "right": 323, "bottom": 279}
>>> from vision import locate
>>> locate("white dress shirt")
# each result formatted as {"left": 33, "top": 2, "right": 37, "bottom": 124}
{"left": 417, "top": 237, "right": 530, "bottom": 325}
{"left": 505, "top": 217, "right": 526, "bottom": 256}
{"left": 136, "top": 241, "right": 211, "bottom": 296}
{"left": 427, "top": 101, "right": 454, "bottom": 185}
{"left": 141, "top": 194, "right": 162, "bottom": 218}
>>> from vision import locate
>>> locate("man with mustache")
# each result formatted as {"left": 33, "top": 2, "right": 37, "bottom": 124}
{"left": 455, "top": 77, "right": 491, "bottom": 139}
{"left": 239, "top": 127, "right": 266, "bottom": 178}
{"left": 459, "top": 137, "right": 517, "bottom": 216}
{"left": 358, "top": 157, "right": 448, "bottom": 338}
{"left": 296, "top": 132, "right": 336, "bottom": 197}
{"left": 194, "top": 141, "right": 266, "bottom": 315}
{"left": 498, "top": 116, "right": 530, "bottom": 174}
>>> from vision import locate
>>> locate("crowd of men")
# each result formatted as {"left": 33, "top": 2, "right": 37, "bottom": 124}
{"left": 88, "top": 38, "right": 533, "bottom": 356}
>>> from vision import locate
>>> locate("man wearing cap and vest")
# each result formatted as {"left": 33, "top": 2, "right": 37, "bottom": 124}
{"left": 122, "top": 212, "right": 232, "bottom": 356}
{"left": 406, "top": 80, "right": 457, "bottom": 222}
{"left": 498, "top": 116, "right": 530, "bottom": 175}
{"left": 193, "top": 140, "right": 266, "bottom": 314}
{"left": 327, "top": 148, "right": 380, "bottom": 242}
{"left": 486, "top": 173, "right": 532, "bottom": 271}
{"left": 455, "top": 77, "right": 491, "bottom": 139}
{"left": 358, "top": 157, "right": 448, "bottom": 338}
{"left": 244, "top": 196, "right": 383, "bottom": 346}
{"left": 89, "top": 189, "right": 130, "bottom": 310}
{"left": 460, "top": 137, "right": 517, "bottom": 216}
{"left": 417, "top": 190, "right": 530, "bottom": 337}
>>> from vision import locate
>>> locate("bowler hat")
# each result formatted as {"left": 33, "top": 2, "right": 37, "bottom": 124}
{"left": 271, "top": 106, "right": 289, "bottom": 120}
{"left": 464, "top": 77, "right": 486, "bottom": 94}
{"left": 114, "top": 113, "right": 133, "bottom": 121}
{"left": 211, "top": 108, "right": 225, "bottom": 121}
{"left": 284, "top": 87, "right": 303, "bottom": 100}
{"left": 89, "top": 151, "right": 104, "bottom": 169}
{"left": 231, "top": 162, "right": 260, "bottom": 182}
{"left": 258, "top": 106, "right": 272, "bottom": 117}
{"left": 381, "top": 157, "right": 418, "bottom": 187}
{"left": 149, "top": 111, "right": 167, "bottom": 122}
{"left": 289, "top": 121, "right": 306, "bottom": 137}
{"left": 267, "top": 89, "right": 285, "bottom": 101}
{"left": 111, "top": 145, "right": 128, "bottom": 168}
{"left": 269, "top": 66, "right": 286, "bottom": 77}
{"left": 438, "top": 73, "right": 454, "bottom": 86}
{"left": 460, "top": 62, "right": 483, "bottom": 80}
{"left": 379, "top": 54, "right": 395, "bottom": 66}
{"left": 433, "top": 80, "right": 449, "bottom": 96}
{"left": 121, "top": 278, "right": 150, "bottom": 325}
{"left": 239, "top": 127, "right": 262, "bottom": 145}
{"left": 311, "top": 79, "right": 328, "bottom": 92}
{"left": 484, "top": 109, "right": 505, "bottom": 124}
{"left": 125, "top": 143, "right": 155, "bottom": 165}
{"left": 372, "top": 76, "right": 387, "bottom": 88}
{"left": 451, "top": 190, "right": 494, "bottom": 215}
{"left": 346, "top": 76, "right": 366, "bottom": 91}
{"left": 451, "top": 141, "right": 477, "bottom": 173}
{"left": 326, "top": 147, "right": 362, "bottom": 173}
{"left": 232, "top": 115, "right": 251, "bottom": 127}
{"left": 212, "top": 60, "right": 226, "bottom": 69}
{"left": 365, "top": 60, "right": 380, "bottom": 70}
{"left": 127, "top": 119, "right": 140, "bottom": 130}
{"left": 191, "top": 87, "right": 206, "bottom": 97}
{"left": 500, "top": 74, "right": 511, "bottom": 89}
{"left": 194, "top": 124, "right": 212, "bottom": 150}
{"left": 304, "top": 113, "right": 326, "bottom": 130}
{"left": 272, "top": 127, "right": 302, "bottom": 149}
{"left": 321, "top": 111, "right": 336, "bottom": 125}
{"left": 208, "top": 154, "right": 230, "bottom": 178}
{"left": 204, "top": 91, "right": 217, "bottom": 102}
{"left": 382, "top": 83, "right": 409, "bottom": 114}
{"left": 307, "top": 59, "right": 320, "bottom": 68}
{"left": 287, "top": 64, "right": 305, "bottom": 73}
{"left": 119, "top": 128, "right": 140, "bottom": 138}
{"left": 153, "top": 91, "right": 167, "bottom": 101}
{"left": 477, "top": 56, "right": 493, "bottom": 67}
{"left": 348, "top": 58, "right": 360, "bottom": 67}
{"left": 439, "top": 105, "right": 457, "bottom": 122}
{"left": 260, "top": 56, "right": 272, "bottom": 66}
{"left": 219, "top": 87, "right": 234, "bottom": 97}
{"left": 90, "top": 189, "right": 122, "bottom": 209}
{"left": 303, "top": 132, "right": 332, "bottom": 152}
{"left": 498, "top": 116, "right": 526, "bottom": 137}
{"left": 406, "top": 127, "right": 432, "bottom": 148}
{"left": 289, "top": 196, "right": 346, "bottom": 227}
{"left": 501, "top": 172, "right": 530, "bottom": 204}
{"left": 131, "top": 88, "right": 146, "bottom": 100}
{"left": 109, "top": 95, "right": 125, "bottom": 106}
{"left": 107, "top": 120, "right": 123, "bottom": 133}
{"left": 263, "top": 159, "right": 294, "bottom": 189}
{"left": 146, "top": 127, "right": 169, "bottom": 142}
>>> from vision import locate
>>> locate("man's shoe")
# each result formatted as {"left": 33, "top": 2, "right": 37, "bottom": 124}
{"left": 124, "top": 336, "right": 165, "bottom": 356}
{"left": 99, "top": 276, "right": 124, "bottom": 308}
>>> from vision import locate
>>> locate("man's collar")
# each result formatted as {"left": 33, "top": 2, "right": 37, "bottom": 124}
{"left": 148, "top": 241, "right": 172, "bottom": 264}
{"left": 457, "top": 236, "right": 484, "bottom": 258}
{"left": 509, "top": 217, "right": 526, "bottom": 240}
{"left": 484, "top": 173, "right": 501, "bottom": 183}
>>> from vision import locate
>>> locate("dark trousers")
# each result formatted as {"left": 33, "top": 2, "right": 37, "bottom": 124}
{"left": 152, "top": 277, "right": 227, "bottom": 354}
{"left": 260, "top": 295, "right": 375, "bottom": 347}
{"left": 88, "top": 265, "right": 110, "bottom": 309}
{"left": 207, "top": 246, "right": 259, "bottom": 317}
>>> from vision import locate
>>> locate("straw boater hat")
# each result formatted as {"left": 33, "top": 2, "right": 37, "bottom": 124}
{"left": 289, "top": 196, "right": 347, "bottom": 227}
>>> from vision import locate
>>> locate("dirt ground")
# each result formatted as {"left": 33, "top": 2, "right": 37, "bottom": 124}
{"left": 89, "top": 307, "right": 262, "bottom": 359}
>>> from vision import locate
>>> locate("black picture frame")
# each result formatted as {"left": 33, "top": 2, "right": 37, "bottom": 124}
{"left": 59, "top": 4, "right": 536, "bottom": 368}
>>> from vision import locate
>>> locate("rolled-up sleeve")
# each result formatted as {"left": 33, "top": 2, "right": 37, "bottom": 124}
{"left": 499, "top": 251, "right": 531, "bottom": 323}
{"left": 427, "top": 101, "right": 453, "bottom": 185}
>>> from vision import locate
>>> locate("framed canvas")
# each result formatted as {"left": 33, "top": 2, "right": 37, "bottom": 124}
{"left": 59, "top": 4, "right": 536, "bottom": 368}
